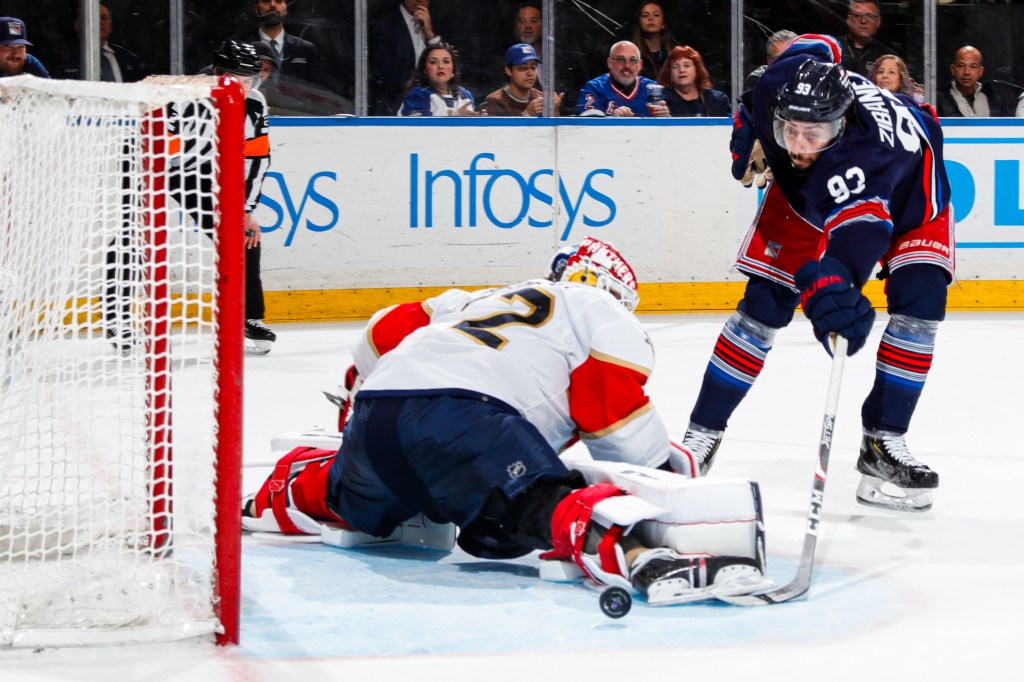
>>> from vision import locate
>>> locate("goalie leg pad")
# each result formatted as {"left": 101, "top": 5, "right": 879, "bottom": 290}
{"left": 243, "top": 447, "right": 348, "bottom": 535}
{"left": 562, "top": 458, "right": 765, "bottom": 567}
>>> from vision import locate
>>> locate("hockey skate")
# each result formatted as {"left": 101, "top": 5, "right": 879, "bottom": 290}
{"left": 629, "top": 548, "right": 772, "bottom": 606}
{"left": 855, "top": 431, "right": 938, "bottom": 512}
{"left": 680, "top": 424, "right": 723, "bottom": 475}
{"left": 245, "top": 318, "right": 276, "bottom": 356}
{"left": 105, "top": 327, "right": 136, "bottom": 357}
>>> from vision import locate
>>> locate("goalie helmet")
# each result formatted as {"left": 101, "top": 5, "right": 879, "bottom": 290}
{"left": 545, "top": 243, "right": 578, "bottom": 282}
{"left": 773, "top": 59, "right": 853, "bottom": 152}
{"left": 212, "top": 40, "right": 262, "bottom": 77}
{"left": 560, "top": 236, "right": 639, "bottom": 312}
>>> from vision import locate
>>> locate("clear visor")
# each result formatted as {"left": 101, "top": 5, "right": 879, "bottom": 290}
{"left": 220, "top": 72, "right": 262, "bottom": 92}
{"left": 773, "top": 112, "right": 843, "bottom": 155}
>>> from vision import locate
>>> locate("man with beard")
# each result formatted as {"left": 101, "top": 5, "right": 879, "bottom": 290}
{"left": 577, "top": 41, "right": 666, "bottom": 117}
{"left": 0, "top": 16, "right": 49, "bottom": 77}
{"left": 252, "top": 0, "right": 321, "bottom": 86}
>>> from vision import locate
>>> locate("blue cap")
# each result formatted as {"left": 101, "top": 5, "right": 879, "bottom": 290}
{"left": 0, "top": 17, "right": 31, "bottom": 46}
{"left": 505, "top": 43, "right": 540, "bottom": 66}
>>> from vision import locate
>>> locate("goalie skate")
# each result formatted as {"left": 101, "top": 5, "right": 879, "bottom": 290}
{"left": 630, "top": 549, "right": 772, "bottom": 606}
{"left": 855, "top": 432, "right": 937, "bottom": 512}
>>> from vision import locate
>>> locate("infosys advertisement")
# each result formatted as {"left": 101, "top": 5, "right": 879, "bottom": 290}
{"left": 254, "top": 119, "right": 1024, "bottom": 292}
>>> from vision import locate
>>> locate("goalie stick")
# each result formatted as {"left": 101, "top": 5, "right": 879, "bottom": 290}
{"left": 711, "top": 335, "right": 848, "bottom": 606}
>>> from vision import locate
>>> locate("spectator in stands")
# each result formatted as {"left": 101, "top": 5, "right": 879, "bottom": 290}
{"left": 577, "top": 41, "right": 666, "bottom": 117}
{"left": 1016, "top": 93, "right": 1024, "bottom": 118}
{"left": 868, "top": 54, "right": 925, "bottom": 104}
{"left": 0, "top": 16, "right": 49, "bottom": 77}
{"left": 508, "top": 2, "right": 589, "bottom": 116}
{"left": 630, "top": 2, "right": 677, "bottom": 81}
{"left": 656, "top": 45, "right": 730, "bottom": 117}
{"left": 253, "top": 0, "right": 321, "bottom": 84}
{"left": 251, "top": 39, "right": 279, "bottom": 87}
{"left": 840, "top": 1, "right": 887, "bottom": 76}
{"left": 744, "top": 29, "right": 796, "bottom": 92}
{"left": 481, "top": 43, "right": 563, "bottom": 116}
{"left": 936, "top": 45, "right": 1009, "bottom": 117}
{"left": 370, "top": 0, "right": 448, "bottom": 115}
{"left": 512, "top": 3, "right": 542, "bottom": 54}
{"left": 66, "top": 3, "right": 144, "bottom": 82}
{"left": 400, "top": 43, "right": 480, "bottom": 117}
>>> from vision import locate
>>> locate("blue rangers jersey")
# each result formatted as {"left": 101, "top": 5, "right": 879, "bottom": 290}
{"left": 750, "top": 35, "right": 950, "bottom": 286}
{"left": 577, "top": 74, "right": 659, "bottom": 117}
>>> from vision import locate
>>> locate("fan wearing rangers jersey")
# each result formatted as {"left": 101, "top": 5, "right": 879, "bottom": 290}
{"left": 576, "top": 41, "right": 667, "bottom": 117}
{"left": 243, "top": 238, "right": 769, "bottom": 604}
{"left": 680, "top": 35, "right": 953, "bottom": 513}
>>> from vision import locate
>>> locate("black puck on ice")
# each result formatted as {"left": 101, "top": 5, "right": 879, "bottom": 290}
{"left": 599, "top": 586, "right": 632, "bottom": 619}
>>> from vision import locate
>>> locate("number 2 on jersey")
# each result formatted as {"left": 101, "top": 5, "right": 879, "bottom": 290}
{"left": 452, "top": 287, "right": 554, "bottom": 350}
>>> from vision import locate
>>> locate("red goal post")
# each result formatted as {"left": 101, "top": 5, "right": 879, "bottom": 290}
{"left": 0, "top": 74, "right": 244, "bottom": 646}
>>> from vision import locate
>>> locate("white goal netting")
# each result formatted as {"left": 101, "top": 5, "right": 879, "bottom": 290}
{"left": 0, "top": 75, "right": 243, "bottom": 647}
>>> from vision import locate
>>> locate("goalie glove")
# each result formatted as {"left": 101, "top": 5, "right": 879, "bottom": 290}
{"left": 795, "top": 257, "right": 875, "bottom": 356}
{"left": 740, "top": 139, "right": 772, "bottom": 189}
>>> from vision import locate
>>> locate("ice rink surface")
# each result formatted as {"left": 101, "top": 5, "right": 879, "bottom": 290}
{"left": 4, "top": 312, "right": 1022, "bottom": 682}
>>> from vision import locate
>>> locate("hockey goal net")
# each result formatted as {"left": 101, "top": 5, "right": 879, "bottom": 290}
{"left": 0, "top": 75, "right": 244, "bottom": 646}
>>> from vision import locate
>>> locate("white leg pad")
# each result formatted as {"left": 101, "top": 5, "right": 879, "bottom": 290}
{"left": 563, "top": 457, "right": 764, "bottom": 562}
{"left": 320, "top": 513, "right": 456, "bottom": 551}
{"left": 270, "top": 427, "right": 345, "bottom": 455}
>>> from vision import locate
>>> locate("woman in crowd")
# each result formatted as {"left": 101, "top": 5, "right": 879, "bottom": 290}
{"left": 656, "top": 45, "right": 730, "bottom": 117}
{"left": 400, "top": 43, "right": 480, "bottom": 116}
{"left": 631, "top": 2, "right": 676, "bottom": 81}
{"left": 868, "top": 54, "right": 925, "bottom": 104}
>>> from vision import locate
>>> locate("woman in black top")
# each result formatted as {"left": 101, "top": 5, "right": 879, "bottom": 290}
{"left": 656, "top": 45, "right": 730, "bottom": 117}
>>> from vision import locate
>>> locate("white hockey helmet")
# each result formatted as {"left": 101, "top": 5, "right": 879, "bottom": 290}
{"left": 560, "top": 236, "right": 639, "bottom": 312}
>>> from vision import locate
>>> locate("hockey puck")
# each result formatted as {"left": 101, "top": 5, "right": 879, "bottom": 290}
{"left": 599, "top": 586, "right": 632, "bottom": 619}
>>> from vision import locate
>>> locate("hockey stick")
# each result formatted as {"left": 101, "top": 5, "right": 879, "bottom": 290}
{"left": 712, "top": 335, "right": 848, "bottom": 606}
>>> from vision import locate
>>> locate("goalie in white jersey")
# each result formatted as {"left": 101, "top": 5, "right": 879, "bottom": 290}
{"left": 245, "top": 238, "right": 771, "bottom": 605}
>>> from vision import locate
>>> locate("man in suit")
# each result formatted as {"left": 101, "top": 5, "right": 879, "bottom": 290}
{"left": 253, "top": 0, "right": 321, "bottom": 86}
{"left": 64, "top": 3, "right": 144, "bottom": 82}
{"left": 369, "top": 0, "right": 448, "bottom": 115}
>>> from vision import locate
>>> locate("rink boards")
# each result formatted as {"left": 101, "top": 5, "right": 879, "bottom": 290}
{"left": 251, "top": 117, "right": 1024, "bottom": 319}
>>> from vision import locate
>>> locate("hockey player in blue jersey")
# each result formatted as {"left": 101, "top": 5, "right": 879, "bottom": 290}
{"left": 679, "top": 34, "right": 953, "bottom": 512}
{"left": 577, "top": 41, "right": 668, "bottom": 117}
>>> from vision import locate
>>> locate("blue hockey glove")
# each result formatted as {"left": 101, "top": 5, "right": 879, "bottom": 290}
{"left": 730, "top": 104, "right": 757, "bottom": 181}
{"left": 795, "top": 257, "right": 875, "bottom": 356}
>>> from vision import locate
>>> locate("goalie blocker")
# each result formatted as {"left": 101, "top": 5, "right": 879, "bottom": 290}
{"left": 244, "top": 431, "right": 770, "bottom": 605}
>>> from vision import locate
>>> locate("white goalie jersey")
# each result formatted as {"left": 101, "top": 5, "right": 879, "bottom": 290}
{"left": 358, "top": 279, "right": 673, "bottom": 469}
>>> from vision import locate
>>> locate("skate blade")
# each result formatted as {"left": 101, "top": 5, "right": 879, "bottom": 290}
{"left": 244, "top": 339, "right": 273, "bottom": 356}
{"left": 856, "top": 475, "right": 933, "bottom": 512}
{"left": 646, "top": 578, "right": 713, "bottom": 606}
{"left": 707, "top": 571, "right": 776, "bottom": 599}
